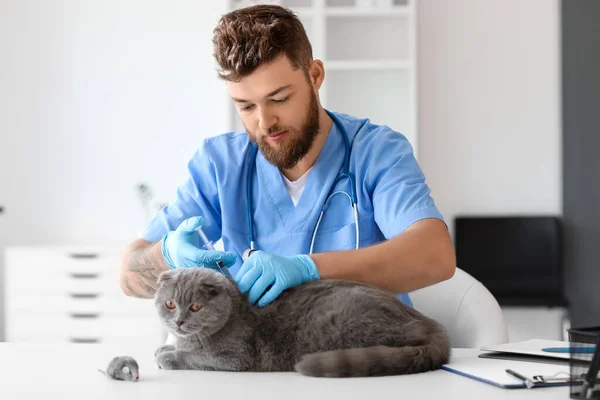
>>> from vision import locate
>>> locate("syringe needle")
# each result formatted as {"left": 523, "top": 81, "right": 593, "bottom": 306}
{"left": 196, "top": 226, "right": 233, "bottom": 280}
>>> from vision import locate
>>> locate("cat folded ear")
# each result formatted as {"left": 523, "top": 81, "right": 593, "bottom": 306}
{"left": 157, "top": 270, "right": 176, "bottom": 286}
{"left": 201, "top": 283, "right": 222, "bottom": 298}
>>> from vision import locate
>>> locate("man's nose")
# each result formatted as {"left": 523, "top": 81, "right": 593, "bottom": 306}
{"left": 257, "top": 107, "right": 277, "bottom": 131}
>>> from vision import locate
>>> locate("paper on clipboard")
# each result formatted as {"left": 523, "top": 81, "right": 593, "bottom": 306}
{"left": 480, "top": 339, "right": 572, "bottom": 360}
{"left": 441, "top": 356, "right": 571, "bottom": 389}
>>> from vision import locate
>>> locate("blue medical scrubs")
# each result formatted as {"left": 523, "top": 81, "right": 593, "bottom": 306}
{"left": 142, "top": 111, "right": 445, "bottom": 307}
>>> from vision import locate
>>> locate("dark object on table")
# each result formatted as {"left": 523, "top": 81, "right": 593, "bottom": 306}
{"left": 568, "top": 326, "right": 600, "bottom": 398}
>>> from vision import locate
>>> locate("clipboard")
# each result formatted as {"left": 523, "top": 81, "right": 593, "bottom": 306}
{"left": 480, "top": 339, "right": 572, "bottom": 361}
{"left": 478, "top": 351, "right": 570, "bottom": 366}
{"left": 441, "top": 356, "right": 575, "bottom": 389}
{"left": 478, "top": 339, "right": 593, "bottom": 368}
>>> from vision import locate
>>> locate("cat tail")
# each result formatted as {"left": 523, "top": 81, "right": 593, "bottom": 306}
{"left": 294, "top": 343, "right": 450, "bottom": 378}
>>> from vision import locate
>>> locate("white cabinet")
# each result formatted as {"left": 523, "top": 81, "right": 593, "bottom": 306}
{"left": 229, "top": 0, "right": 418, "bottom": 155}
{"left": 5, "top": 247, "right": 166, "bottom": 346}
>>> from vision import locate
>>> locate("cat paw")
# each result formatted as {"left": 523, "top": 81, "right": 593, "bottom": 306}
{"left": 154, "top": 344, "right": 176, "bottom": 358}
{"left": 155, "top": 351, "right": 179, "bottom": 370}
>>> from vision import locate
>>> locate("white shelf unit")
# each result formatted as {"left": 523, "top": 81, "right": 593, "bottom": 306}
{"left": 4, "top": 247, "right": 167, "bottom": 346}
{"left": 229, "top": 0, "right": 417, "bottom": 155}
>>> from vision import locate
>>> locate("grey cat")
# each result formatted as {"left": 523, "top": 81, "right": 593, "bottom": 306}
{"left": 153, "top": 268, "right": 451, "bottom": 377}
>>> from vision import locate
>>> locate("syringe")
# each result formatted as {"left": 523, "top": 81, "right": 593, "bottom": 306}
{"left": 196, "top": 226, "right": 234, "bottom": 280}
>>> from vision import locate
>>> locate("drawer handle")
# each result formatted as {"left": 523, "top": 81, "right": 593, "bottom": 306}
{"left": 69, "top": 293, "right": 99, "bottom": 299}
{"left": 69, "top": 272, "right": 99, "bottom": 279}
{"left": 68, "top": 252, "right": 98, "bottom": 259}
{"left": 69, "top": 312, "right": 100, "bottom": 319}
{"left": 69, "top": 337, "right": 101, "bottom": 344}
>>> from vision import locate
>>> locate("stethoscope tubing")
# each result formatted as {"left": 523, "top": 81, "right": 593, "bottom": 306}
{"left": 246, "top": 109, "right": 359, "bottom": 255}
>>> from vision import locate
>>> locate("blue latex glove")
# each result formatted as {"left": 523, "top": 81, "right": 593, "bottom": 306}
{"left": 235, "top": 251, "right": 320, "bottom": 307}
{"left": 161, "top": 216, "right": 237, "bottom": 270}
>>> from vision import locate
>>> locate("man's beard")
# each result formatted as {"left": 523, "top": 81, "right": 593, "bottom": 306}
{"left": 246, "top": 91, "right": 320, "bottom": 170}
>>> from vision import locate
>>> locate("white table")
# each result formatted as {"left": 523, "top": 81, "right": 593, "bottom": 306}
{"left": 0, "top": 344, "right": 569, "bottom": 399}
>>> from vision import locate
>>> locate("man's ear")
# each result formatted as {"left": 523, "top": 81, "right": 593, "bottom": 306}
{"left": 308, "top": 59, "right": 325, "bottom": 91}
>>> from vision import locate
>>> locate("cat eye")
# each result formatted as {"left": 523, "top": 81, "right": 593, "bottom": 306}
{"left": 190, "top": 304, "right": 203, "bottom": 312}
{"left": 165, "top": 300, "right": 176, "bottom": 310}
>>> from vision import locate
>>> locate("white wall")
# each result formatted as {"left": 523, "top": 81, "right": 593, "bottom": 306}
{"left": 0, "top": 0, "right": 230, "bottom": 248}
{"left": 417, "top": 0, "right": 562, "bottom": 236}
{"left": 417, "top": 0, "right": 563, "bottom": 341}
{"left": 0, "top": 0, "right": 229, "bottom": 341}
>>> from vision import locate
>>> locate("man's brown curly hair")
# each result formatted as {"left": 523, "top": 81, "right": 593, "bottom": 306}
{"left": 212, "top": 5, "right": 313, "bottom": 82}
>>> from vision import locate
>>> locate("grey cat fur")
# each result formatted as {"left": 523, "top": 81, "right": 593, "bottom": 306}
{"left": 154, "top": 268, "right": 451, "bottom": 377}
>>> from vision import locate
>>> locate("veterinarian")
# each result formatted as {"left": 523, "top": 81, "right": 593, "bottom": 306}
{"left": 119, "top": 4, "right": 456, "bottom": 308}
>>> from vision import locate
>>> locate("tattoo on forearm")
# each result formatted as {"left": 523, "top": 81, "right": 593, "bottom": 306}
{"left": 126, "top": 246, "right": 166, "bottom": 299}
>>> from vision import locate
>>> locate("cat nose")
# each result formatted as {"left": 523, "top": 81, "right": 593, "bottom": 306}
{"left": 176, "top": 320, "right": 184, "bottom": 327}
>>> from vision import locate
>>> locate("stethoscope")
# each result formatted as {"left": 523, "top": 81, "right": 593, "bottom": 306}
{"left": 243, "top": 109, "right": 359, "bottom": 261}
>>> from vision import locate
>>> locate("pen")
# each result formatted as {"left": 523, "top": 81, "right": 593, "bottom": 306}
{"left": 506, "top": 369, "right": 535, "bottom": 389}
{"left": 542, "top": 347, "right": 596, "bottom": 354}
{"left": 196, "top": 226, "right": 234, "bottom": 280}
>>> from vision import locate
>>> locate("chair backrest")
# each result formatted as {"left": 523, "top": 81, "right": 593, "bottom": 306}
{"left": 409, "top": 267, "right": 509, "bottom": 349}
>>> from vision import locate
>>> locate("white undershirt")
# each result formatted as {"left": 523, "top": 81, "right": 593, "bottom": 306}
{"left": 281, "top": 167, "right": 312, "bottom": 206}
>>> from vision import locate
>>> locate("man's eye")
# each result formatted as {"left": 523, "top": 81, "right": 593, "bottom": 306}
{"left": 272, "top": 97, "right": 289, "bottom": 104}
{"left": 240, "top": 104, "right": 254, "bottom": 111}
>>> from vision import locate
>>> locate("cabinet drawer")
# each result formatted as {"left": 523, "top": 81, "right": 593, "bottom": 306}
{"left": 13, "top": 333, "right": 165, "bottom": 347}
{"left": 9, "top": 276, "right": 123, "bottom": 296}
{"left": 5, "top": 247, "right": 154, "bottom": 299}
{"left": 9, "top": 292, "right": 157, "bottom": 316}
{"left": 5, "top": 247, "right": 122, "bottom": 273}
{"left": 7, "top": 314, "right": 164, "bottom": 343}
